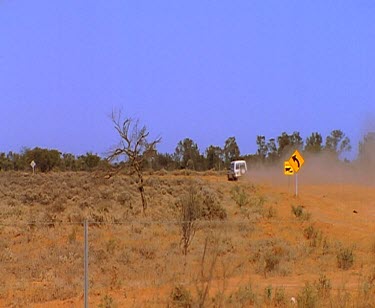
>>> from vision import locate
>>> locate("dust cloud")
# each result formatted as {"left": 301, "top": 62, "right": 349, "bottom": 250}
{"left": 245, "top": 151, "right": 375, "bottom": 187}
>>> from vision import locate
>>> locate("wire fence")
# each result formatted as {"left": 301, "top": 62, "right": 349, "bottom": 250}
{"left": 0, "top": 215, "right": 374, "bottom": 226}
{"left": 0, "top": 219, "right": 374, "bottom": 306}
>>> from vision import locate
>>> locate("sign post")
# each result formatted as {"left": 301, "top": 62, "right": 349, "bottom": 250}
{"left": 295, "top": 173, "right": 298, "bottom": 197}
{"left": 30, "top": 160, "right": 36, "bottom": 175}
{"left": 84, "top": 219, "right": 88, "bottom": 308}
{"left": 284, "top": 161, "right": 294, "bottom": 194}
{"left": 287, "top": 150, "right": 305, "bottom": 197}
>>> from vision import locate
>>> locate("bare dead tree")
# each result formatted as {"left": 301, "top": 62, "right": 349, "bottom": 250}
{"left": 107, "top": 110, "right": 161, "bottom": 214}
{"left": 180, "top": 184, "right": 201, "bottom": 256}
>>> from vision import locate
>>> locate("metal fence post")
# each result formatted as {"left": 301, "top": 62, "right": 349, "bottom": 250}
{"left": 84, "top": 219, "right": 89, "bottom": 308}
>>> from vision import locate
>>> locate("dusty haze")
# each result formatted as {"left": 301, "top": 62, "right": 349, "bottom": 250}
{"left": 247, "top": 151, "right": 375, "bottom": 186}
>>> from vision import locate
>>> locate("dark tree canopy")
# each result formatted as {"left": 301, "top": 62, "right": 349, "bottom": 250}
{"left": 205, "top": 145, "right": 223, "bottom": 170}
{"left": 305, "top": 132, "right": 323, "bottom": 153}
{"left": 174, "top": 138, "right": 201, "bottom": 170}
{"left": 267, "top": 138, "right": 278, "bottom": 162}
{"left": 277, "top": 132, "right": 291, "bottom": 155}
{"left": 223, "top": 136, "right": 240, "bottom": 165}
{"left": 256, "top": 135, "right": 267, "bottom": 161}
{"left": 277, "top": 131, "right": 303, "bottom": 156}
{"left": 358, "top": 132, "right": 375, "bottom": 164}
{"left": 24, "top": 147, "right": 61, "bottom": 172}
{"left": 0, "top": 126, "right": 357, "bottom": 173}
{"left": 325, "top": 129, "right": 351, "bottom": 156}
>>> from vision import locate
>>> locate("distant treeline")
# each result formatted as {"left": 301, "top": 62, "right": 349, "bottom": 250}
{"left": 1, "top": 130, "right": 374, "bottom": 173}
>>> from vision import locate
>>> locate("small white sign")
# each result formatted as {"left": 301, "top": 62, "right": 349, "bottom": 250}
{"left": 30, "top": 160, "right": 36, "bottom": 174}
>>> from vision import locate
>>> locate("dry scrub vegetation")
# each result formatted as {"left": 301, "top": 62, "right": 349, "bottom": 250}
{"left": 0, "top": 170, "right": 374, "bottom": 307}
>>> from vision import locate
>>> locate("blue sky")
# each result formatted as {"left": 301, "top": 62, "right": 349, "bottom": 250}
{"left": 1, "top": 1, "right": 375, "bottom": 159}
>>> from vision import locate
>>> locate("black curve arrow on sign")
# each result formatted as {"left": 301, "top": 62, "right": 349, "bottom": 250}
{"left": 292, "top": 155, "right": 300, "bottom": 168}
{"left": 285, "top": 167, "right": 291, "bottom": 172}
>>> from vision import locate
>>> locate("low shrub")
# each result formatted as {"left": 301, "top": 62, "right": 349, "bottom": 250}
{"left": 292, "top": 205, "right": 303, "bottom": 217}
{"left": 263, "top": 285, "right": 273, "bottom": 303}
{"left": 169, "top": 284, "right": 193, "bottom": 307}
{"left": 303, "top": 225, "right": 323, "bottom": 248}
{"left": 227, "top": 284, "right": 257, "bottom": 306}
{"left": 231, "top": 185, "right": 249, "bottom": 207}
{"left": 315, "top": 274, "right": 332, "bottom": 299}
{"left": 273, "top": 287, "right": 287, "bottom": 307}
{"left": 371, "top": 238, "right": 375, "bottom": 257}
{"left": 250, "top": 238, "right": 295, "bottom": 277}
{"left": 98, "top": 294, "right": 116, "bottom": 308}
{"left": 291, "top": 205, "right": 311, "bottom": 221}
{"left": 297, "top": 282, "right": 318, "bottom": 308}
{"left": 137, "top": 246, "right": 156, "bottom": 260}
{"left": 337, "top": 246, "right": 354, "bottom": 270}
{"left": 199, "top": 186, "right": 227, "bottom": 220}
{"left": 264, "top": 205, "right": 277, "bottom": 219}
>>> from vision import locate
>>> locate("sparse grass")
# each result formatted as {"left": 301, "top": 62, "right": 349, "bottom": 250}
{"left": 337, "top": 246, "right": 355, "bottom": 270}
{"left": 273, "top": 287, "right": 287, "bottom": 307}
{"left": 227, "top": 284, "right": 257, "bottom": 306}
{"left": 264, "top": 205, "right": 278, "bottom": 219}
{"left": 0, "top": 172, "right": 374, "bottom": 306}
{"left": 169, "top": 284, "right": 193, "bottom": 307}
{"left": 231, "top": 185, "right": 249, "bottom": 207}
{"left": 137, "top": 246, "right": 157, "bottom": 260}
{"left": 249, "top": 238, "right": 295, "bottom": 277}
{"left": 371, "top": 238, "right": 375, "bottom": 258}
{"left": 303, "top": 224, "right": 323, "bottom": 248}
{"left": 297, "top": 282, "right": 318, "bottom": 308}
{"left": 314, "top": 274, "right": 332, "bottom": 299}
{"left": 199, "top": 186, "right": 227, "bottom": 220}
{"left": 98, "top": 294, "right": 117, "bottom": 308}
{"left": 291, "top": 205, "right": 311, "bottom": 221}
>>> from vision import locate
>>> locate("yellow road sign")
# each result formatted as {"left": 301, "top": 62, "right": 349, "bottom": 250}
{"left": 288, "top": 150, "right": 304, "bottom": 173}
{"left": 284, "top": 161, "right": 294, "bottom": 175}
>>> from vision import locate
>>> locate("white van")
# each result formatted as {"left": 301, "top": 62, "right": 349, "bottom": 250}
{"left": 227, "top": 160, "right": 247, "bottom": 181}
